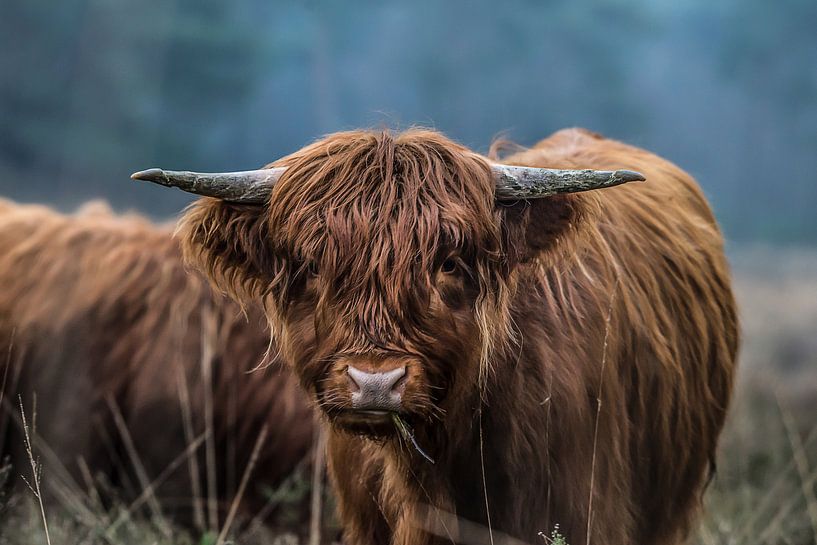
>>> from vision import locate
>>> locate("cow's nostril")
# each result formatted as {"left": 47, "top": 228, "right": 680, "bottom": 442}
{"left": 347, "top": 366, "right": 406, "bottom": 391}
{"left": 346, "top": 369, "right": 361, "bottom": 393}
{"left": 346, "top": 366, "right": 407, "bottom": 411}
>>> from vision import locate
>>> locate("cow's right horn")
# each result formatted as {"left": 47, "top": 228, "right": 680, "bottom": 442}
{"left": 130, "top": 167, "right": 286, "bottom": 204}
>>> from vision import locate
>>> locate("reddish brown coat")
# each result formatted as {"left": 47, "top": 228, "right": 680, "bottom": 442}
{"left": 0, "top": 200, "right": 313, "bottom": 528}
{"left": 180, "top": 128, "right": 739, "bottom": 545}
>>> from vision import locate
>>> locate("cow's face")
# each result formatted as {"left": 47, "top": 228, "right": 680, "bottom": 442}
{"left": 180, "top": 130, "right": 591, "bottom": 438}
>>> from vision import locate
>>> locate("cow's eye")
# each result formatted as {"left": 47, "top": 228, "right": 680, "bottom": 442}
{"left": 307, "top": 261, "right": 319, "bottom": 277}
{"left": 440, "top": 257, "right": 459, "bottom": 275}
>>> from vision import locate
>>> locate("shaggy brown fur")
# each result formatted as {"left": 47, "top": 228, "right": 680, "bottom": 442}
{"left": 0, "top": 200, "right": 314, "bottom": 529}
{"left": 180, "top": 128, "right": 739, "bottom": 545}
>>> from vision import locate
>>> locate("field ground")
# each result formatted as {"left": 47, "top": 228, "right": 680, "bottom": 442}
{"left": 1, "top": 245, "right": 816, "bottom": 545}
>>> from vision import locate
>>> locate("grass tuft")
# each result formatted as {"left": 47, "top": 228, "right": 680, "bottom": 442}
{"left": 392, "top": 413, "right": 435, "bottom": 464}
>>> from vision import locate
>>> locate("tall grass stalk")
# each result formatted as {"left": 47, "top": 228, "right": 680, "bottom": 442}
{"left": 586, "top": 280, "right": 618, "bottom": 545}
{"left": 176, "top": 363, "right": 206, "bottom": 532}
{"left": 18, "top": 394, "right": 51, "bottom": 545}
{"left": 216, "top": 424, "right": 268, "bottom": 545}
{"left": 106, "top": 394, "right": 170, "bottom": 536}
{"left": 308, "top": 425, "right": 326, "bottom": 545}
{"left": 201, "top": 303, "right": 219, "bottom": 533}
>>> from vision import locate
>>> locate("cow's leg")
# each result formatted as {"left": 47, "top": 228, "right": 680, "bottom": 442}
{"left": 326, "top": 431, "right": 392, "bottom": 544}
{"left": 390, "top": 510, "right": 460, "bottom": 545}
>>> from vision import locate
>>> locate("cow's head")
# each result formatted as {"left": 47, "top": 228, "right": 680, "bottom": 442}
{"left": 133, "top": 130, "right": 641, "bottom": 438}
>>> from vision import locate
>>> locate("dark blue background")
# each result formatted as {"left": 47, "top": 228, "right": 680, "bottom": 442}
{"left": 2, "top": 0, "right": 815, "bottom": 242}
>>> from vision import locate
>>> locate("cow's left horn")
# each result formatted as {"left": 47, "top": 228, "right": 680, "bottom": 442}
{"left": 492, "top": 165, "right": 645, "bottom": 200}
{"left": 130, "top": 167, "right": 286, "bottom": 203}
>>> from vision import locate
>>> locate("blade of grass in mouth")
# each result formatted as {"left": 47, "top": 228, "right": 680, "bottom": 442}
{"left": 392, "top": 413, "right": 435, "bottom": 464}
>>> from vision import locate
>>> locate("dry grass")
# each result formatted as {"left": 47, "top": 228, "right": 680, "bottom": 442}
{"left": 0, "top": 418, "right": 324, "bottom": 545}
{"left": 693, "top": 372, "right": 817, "bottom": 545}
{"left": 1, "top": 246, "right": 815, "bottom": 544}
{"left": 17, "top": 395, "right": 51, "bottom": 545}
{"left": 691, "top": 246, "right": 817, "bottom": 545}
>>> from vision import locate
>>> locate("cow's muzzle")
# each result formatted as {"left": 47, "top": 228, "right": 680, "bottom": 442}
{"left": 322, "top": 355, "right": 420, "bottom": 437}
{"left": 347, "top": 365, "right": 406, "bottom": 412}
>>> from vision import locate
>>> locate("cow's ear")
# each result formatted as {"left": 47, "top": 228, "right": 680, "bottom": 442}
{"left": 178, "top": 198, "right": 274, "bottom": 300}
{"left": 499, "top": 193, "right": 597, "bottom": 266}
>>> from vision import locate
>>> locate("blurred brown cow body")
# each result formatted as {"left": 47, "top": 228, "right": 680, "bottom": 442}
{"left": 0, "top": 199, "right": 313, "bottom": 529}
{"left": 165, "top": 127, "right": 739, "bottom": 545}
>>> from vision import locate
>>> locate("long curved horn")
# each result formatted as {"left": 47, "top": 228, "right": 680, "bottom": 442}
{"left": 130, "top": 167, "right": 285, "bottom": 204}
{"left": 492, "top": 165, "right": 645, "bottom": 200}
{"left": 132, "top": 163, "right": 643, "bottom": 202}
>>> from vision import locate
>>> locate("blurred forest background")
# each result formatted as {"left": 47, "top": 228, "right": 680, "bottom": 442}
{"left": 1, "top": 0, "right": 816, "bottom": 244}
{"left": 1, "top": 1, "right": 817, "bottom": 544}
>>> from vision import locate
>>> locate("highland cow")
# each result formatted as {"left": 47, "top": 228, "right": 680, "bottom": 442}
{"left": 136, "top": 127, "right": 739, "bottom": 545}
{"left": 0, "top": 199, "right": 314, "bottom": 530}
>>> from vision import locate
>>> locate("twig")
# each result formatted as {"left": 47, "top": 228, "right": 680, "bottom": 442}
{"left": 216, "top": 425, "right": 268, "bottom": 545}
{"left": 19, "top": 394, "right": 52, "bottom": 545}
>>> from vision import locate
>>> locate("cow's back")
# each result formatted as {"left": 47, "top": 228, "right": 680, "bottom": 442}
{"left": 502, "top": 129, "right": 739, "bottom": 545}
